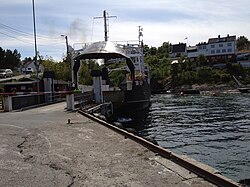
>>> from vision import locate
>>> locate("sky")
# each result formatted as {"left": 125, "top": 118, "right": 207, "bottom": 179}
{"left": 1, "top": 0, "right": 250, "bottom": 61}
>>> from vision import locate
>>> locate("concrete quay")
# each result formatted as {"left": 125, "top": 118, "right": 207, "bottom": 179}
{"left": 0, "top": 102, "right": 232, "bottom": 187}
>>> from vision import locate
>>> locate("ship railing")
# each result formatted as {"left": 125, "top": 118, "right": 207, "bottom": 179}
{"left": 74, "top": 91, "right": 95, "bottom": 109}
{"left": 73, "top": 42, "right": 93, "bottom": 51}
{"left": 84, "top": 101, "right": 113, "bottom": 118}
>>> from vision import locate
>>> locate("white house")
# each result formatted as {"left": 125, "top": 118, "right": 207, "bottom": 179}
{"left": 21, "top": 60, "right": 44, "bottom": 74}
{"left": 187, "top": 34, "right": 237, "bottom": 63}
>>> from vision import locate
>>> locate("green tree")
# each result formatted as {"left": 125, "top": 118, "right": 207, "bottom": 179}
{"left": 78, "top": 60, "right": 100, "bottom": 85}
{"left": 150, "top": 47, "right": 157, "bottom": 55}
{"left": 185, "top": 58, "right": 193, "bottom": 71}
{"left": 109, "top": 70, "right": 126, "bottom": 87}
{"left": 55, "top": 61, "right": 71, "bottom": 81}
{"left": 143, "top": 44, "right": 150, "bottom": 56}
{"left": 157, "top": 42, "right": 171, "bottom": 58}
{"left": 197, "top": 68, "right": 212, "bottom": 84}
{"left": 220, "top": 72, "right": 231, "bottom": 83}
{"left": 42, "top": 58, "right": 56, "bottom": 71}
{"left": 0, "top": 48, "right": 21, "bottom": 70}
{"left": 41, "top": 54, "right": 71, "bottom": 81}
{"left": 237, "top": 36, "right": 249, "bottom": 51}
{"left": 145, "top": 55, "right": 160, "bottom": 68}
{"left": 197, "top": 54, "right": 207, "bottom": 67}
{"left": 160, "top": 57, "right": 171, "bottom": 77}
{"left": 0, "top": 47, "right": 4, "bottom": 65}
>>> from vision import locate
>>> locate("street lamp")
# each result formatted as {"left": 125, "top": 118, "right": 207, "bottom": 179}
{"left": 61, "top": 35, "right": 69, "bottom": 55}
{"left": 61, "top": 35, "right": 74, "bottom": 88}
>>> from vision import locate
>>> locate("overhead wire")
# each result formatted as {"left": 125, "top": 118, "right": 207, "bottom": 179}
{"left": 0, "top": 22, "right": 68, "bottom": 59}
{"left": 0, "top": 31, "right": 34, "bottom": 45}
{"left": 0, "top": 30, "right": 64, "bottom": 47}
{"left": 0, "top": 22, "right": 64, "bottom": 45}
{"left": 0, "top": 22, "right": 32, "bottom": 36}
{"left": 0, "top": 22, "right": 62, "bottom": 41}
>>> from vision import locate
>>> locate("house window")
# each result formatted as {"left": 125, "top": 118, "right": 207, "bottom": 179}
{"left": 219, "top": 44, "right": 223, "bottom": 47}
{"left": 227, "top": 43, "right": 232, "bottom": 47}
{"left": 211, "top": 45, "right": 215, "bottom": 48}
{"left": 211, "top": 50, "right": 215, "bottom": 54}
{"left": 228, "top": 49, "right": 232, "bottom": 52}
{"left": 198, "top": 46, "right": 202, "bottom": 50}
{"left": 216, "top": 49, "right": 220, "bottom": 53}
{"left": 222, "top": 49, "right": 226, "bottom": 53}
{"left": 203, "top": 46, "right": 206, "bottom": 49}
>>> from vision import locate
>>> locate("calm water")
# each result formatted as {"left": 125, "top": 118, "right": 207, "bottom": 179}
{"left": 136, "top": 93, "right": 250, "bottom": 182}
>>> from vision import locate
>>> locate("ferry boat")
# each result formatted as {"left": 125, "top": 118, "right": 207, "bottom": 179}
{"left": 73, "top": 11, "right": 151, "bottom": 119}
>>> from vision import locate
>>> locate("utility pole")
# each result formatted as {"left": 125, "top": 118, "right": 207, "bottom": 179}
{"left": 94, "top": 10, "right": 117, "bottom": 41}
{"left": 32, "top": 0, "right": 40, "bottom": 103}
{"left": 32, "top": 0, "right": 39, "bottom": 79}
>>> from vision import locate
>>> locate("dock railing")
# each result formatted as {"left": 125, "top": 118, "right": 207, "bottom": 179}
{"left": 0, "top": 90, "right": 95, "bottom": 112}
{"left": 0, "top": 96, "right": 3, "bottom": 110}
{"left": 0, "top": 91, "right": 68, "bottom": 111}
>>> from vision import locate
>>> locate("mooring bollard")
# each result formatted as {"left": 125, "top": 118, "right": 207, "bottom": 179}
{"left": 3, "top": 95, "right": 13, "bottom": 112}
{"left": 66, "top": 93, "right": 75, "bottom": 111}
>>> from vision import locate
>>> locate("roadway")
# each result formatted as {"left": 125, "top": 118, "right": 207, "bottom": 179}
{"left": 0, "top": 74, "right": 31, "bottom": 83}
{"left": 0, "top": 102, "right": 219, "bottom": 187}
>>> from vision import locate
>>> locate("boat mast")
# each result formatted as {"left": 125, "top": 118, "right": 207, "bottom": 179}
{"left": 94, "top": 10, "right": 117, "bottom": 41}
{"left": 103, "top": 11, "right": 108, "bottom": 41}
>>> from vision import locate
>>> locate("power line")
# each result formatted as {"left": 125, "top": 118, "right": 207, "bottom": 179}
{"left": 0, "top": 22, "right": 32, "bottom": 37}
{"left": 0, "top": 31, "right": 34, "bottom": 45}
{"left": 0, "top": 30, "right": 64, "bottom": 46}
{"left": 0, "top": 24, "right": 34, "bottom": 43}
{"left": 0, "top": 22, "right": 63, "bottom": 41}
{"left": 0, "top": 21, "right": 68, "bottom": 58}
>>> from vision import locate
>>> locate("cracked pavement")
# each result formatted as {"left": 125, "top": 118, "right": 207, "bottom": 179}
{"left": 0, "top": 102, "right": 217, "bottom": 187}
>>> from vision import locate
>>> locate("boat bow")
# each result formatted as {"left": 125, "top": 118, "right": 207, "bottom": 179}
{"left": 74, "top": 41, "right": 135, "bottom": 73}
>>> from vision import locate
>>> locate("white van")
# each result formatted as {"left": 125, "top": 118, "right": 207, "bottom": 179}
{"left": 26, "top": 67, "right": 34, "bottom": 74}
{"left": 0, "top": 69, "right": 13, "bottom": 78}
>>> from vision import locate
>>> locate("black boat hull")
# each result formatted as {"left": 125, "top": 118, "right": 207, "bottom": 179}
{"left": 110, "top": 81, "right": 151, "bottom": 119}
{"left": 115, "top": 99, "right": 151, "bottom": 118}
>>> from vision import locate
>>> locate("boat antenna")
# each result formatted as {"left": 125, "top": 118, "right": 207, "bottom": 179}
{"left": 94, "top": 10, "right": 117, "bottom": 41}
{"left": 138, "top": 26, "right": 143, "bottom": 46}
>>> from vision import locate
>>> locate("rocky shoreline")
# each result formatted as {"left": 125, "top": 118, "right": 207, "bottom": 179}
{"left": 192, "top": 84, "right": 240, "bottom": 95}
{"left": 151, "top": 83, "right": 244, "bottom": 95}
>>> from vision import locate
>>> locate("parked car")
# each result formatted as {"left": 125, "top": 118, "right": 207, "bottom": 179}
{"left": 25, "top": 67, "right": 34, "bottom": 74}
{"left": 0, "top": 69, "right": 13, "bottom": 78}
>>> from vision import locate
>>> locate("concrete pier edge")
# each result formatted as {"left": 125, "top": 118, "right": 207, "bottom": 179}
{"left": 78, "top": 109, "right": 240, "bottom": 187}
